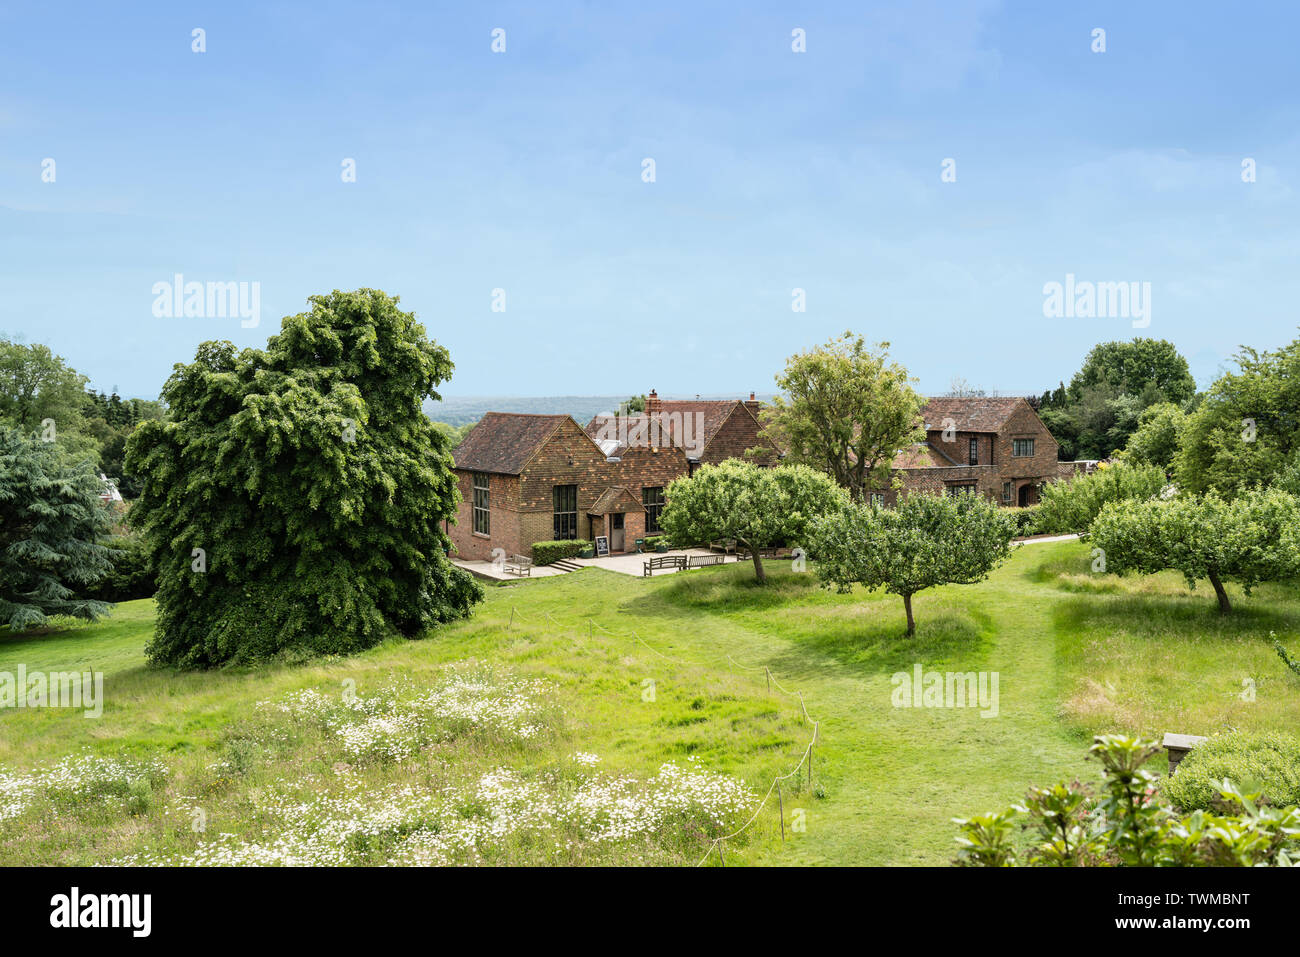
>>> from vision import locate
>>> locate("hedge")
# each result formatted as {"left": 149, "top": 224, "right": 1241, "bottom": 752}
{"left": 1163, "top": 730, "right": 1300, "bottom": 812}
{"left": 530, "top": 540, "right": 591, "bottom": 565}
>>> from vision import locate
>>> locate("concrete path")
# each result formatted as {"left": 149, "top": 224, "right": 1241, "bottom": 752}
{"left": 453, "top": 546, "right": 741, "bottom": 582}
{"left": 451, "top": 559, "right": 570, "bottom": 582}
{"left": 457, "top": 534, "right": 1076, "bottom": 583}
{"left": 1014, "top": 533, "right": 1080, "bottom": 545}
{"left": 570, "top": 547, "right": 742, "bottom": 577}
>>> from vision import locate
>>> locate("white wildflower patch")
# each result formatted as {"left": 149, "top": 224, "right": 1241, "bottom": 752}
{"left": 573, "top": 752, "right": 601, "bottom": 767}
{"left": 413, "top": 673, "right": 547, "bottom": 739}
{"left": 115, "top": 755, "right": 753, "bottom": 867}
{"left": 258, "top": 670, "right": 551, "bottom": 763}
{"left": 0, "top": 752, "right": 168, "bottom": 822}
{"left": 0, "top": 769, "right": 39, "bottom": 822}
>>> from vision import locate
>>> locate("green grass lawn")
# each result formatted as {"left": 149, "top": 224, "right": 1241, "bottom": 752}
{"left": 2, "top": 538, "right": 1298, "bottom": 865}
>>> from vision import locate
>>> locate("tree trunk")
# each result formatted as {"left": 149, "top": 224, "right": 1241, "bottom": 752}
{"left": 903, "top": 593, "right": 916, "bottom": 635}
{"left": 751, "top": 547, "right": 766, "bottom": 583}
{"left": 1207, "top": 568, "right": 1231, "bottom": 615}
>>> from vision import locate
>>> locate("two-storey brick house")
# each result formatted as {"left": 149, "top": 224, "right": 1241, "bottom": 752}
{"left": 872, "top": 397, "right": 1064, "bottom": 506}
{"left": 448, "top": 391, "right": 779, "bottom": 560}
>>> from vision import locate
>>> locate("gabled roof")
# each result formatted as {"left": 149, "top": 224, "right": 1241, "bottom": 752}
{"left": 588, "top": 486, "right": 644, "bottom": 515}
{"left": 452, "top": 412, "right": 571, "bottom": 475}
{"left": 920, "top": 397, "right": 1027, "bottom": 433}
{"left": 890, "top": 444, "right": 943, "bottom": 469}
{"left": 584, "top": 400, "right": 751, "bottom": 458}
{"left": 658, "top": 399, "right": 746, "bottom": 444}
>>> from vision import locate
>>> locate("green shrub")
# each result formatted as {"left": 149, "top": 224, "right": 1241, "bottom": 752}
{"left": 531, "top": 540, "right": 591, "bottom": 565}
{"left": 955, "top": 735, "right": 1300, "bottom": 866}
{"left": 643, "top": 535, "right": 672, "bottom": 549}
{"left": 1035, "top": 462, "right": 1167, "bottom": 535}
{"left": 1163, "top": 731, "right": 1300, "bottom": 812}
{"left": 1005, "top": 506, "right": 1040, "bottom": 536}
{"left": 85, "top": 534, "right": 156, "bottom": 602}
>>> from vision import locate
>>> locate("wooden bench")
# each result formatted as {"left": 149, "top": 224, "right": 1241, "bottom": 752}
{"left": 735, "top": 546, "right": 780, "bottom": 561}
{"left": 643, "top": 555, "right": 687, "bottom": 577}
{"left": 1162, "top": 732, "right": 1207, "bottom": 774}
{"left": 504, "top": 554, "right": 532, "bottom": 577}
{"left": 687, "top": 554, "right": 725, "bottom": 569}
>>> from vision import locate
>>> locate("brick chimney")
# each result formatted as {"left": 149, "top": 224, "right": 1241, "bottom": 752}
{"left": 744, "top": 391, "right": 761, "bottom": 418}
{"left": 645, "top": 389, "right": 662, "bottom": 415}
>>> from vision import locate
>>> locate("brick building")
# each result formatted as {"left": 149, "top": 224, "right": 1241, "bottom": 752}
{"left": 873, "top": 396, "right": 1066, "bottom": 506}
{"left": 448, "top": 391, "right": 779, "bottom": 560}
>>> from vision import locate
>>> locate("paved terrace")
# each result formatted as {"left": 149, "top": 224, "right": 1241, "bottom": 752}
{"left": 451, "top": 534, "right": 1078, "bottom": 583}
{"left": 452, "top": 547, "right": 745, "bottom": 581}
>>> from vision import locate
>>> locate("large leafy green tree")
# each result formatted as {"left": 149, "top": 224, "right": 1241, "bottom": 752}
{"left": 809, "top": 492, "right": 1016, "bottom": 635}
{"left": 0, "top": 338, "right": 98, "bottom": 459}
{"left": 1120, "top": 401, "right": 1187, "bottom": 471}
{"left": 0, "top": 429, "right": 114, "bottom": 629}
{"left": 660, "top": 459, "right": 843, "bottom": 582}
{"left": 1089, "top": 489, "right": 1300, "bottom": 614}
{"left": 125, "top": 289, "right": 482, "bottom": 666}
{"left": 759, "top": 333, "right": 924, "bottom": 500}
{"left": 1174, "top": 334, "right": 1300, "bottom": 494}
{"left": 1038, "top": 339, "right": 1196, "bottom": 460}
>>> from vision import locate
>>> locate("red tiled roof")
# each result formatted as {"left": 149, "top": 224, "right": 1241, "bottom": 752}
{"left": 588, "top": 486, "right": 644, "bottom": 514}
{"left": 452, "top": 413, "right": 570, "bottom": 475}
{"left": 584, "top": 400, "right": 748, "bottom": 457}
{"left": 920, "top": 397, "right": 1026, "bottom": 433}
{"left": 891, "top": 444, "right": 942, "bottom": 468}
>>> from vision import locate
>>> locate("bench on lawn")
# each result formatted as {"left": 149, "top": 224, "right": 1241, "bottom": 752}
{"left": 1162, "top": 732, "right": 1207, "bottom": 774}
{"left": 735, "top": 546, "right": 780, "bottom": 560}
{"left": 687, "top": 554, "right": 725, "bottom": 569}
{"left": 643, "top": 555, "right": 687, "bottom": 577}
{"left": 504, "top": 554, "right": 532, "bottom": 577}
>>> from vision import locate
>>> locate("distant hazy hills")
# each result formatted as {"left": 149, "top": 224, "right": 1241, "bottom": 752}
{"left": 426, "top": 394, "right": 774, "bottom": 426}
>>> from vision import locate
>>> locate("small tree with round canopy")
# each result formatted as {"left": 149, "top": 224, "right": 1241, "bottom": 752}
{"left": 809, "top": 491, "right": 1017, "bottom": 635}
{"left": 659, "top": 459, "right": 844, "bottom": 583}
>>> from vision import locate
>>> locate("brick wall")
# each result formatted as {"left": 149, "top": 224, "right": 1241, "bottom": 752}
{"left": 450, "top": 417, "right": 696, "bottom": 559}
{"left": 447, "top": 471, "right": 522, "bottom": 561}
{"left": 882, "top": 400, "right": 1065, "bottom": 507}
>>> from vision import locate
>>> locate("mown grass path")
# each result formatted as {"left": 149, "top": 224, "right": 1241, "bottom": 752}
{"left": 2, "top": 539, "right": 1297, "bottom": 865}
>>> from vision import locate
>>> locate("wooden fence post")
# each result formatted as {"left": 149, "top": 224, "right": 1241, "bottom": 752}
{"left": 778, "top": 781, "right": 785, "bottom": 842}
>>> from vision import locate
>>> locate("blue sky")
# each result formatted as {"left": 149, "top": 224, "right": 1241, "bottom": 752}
{"left": 2, "top": 1, "right": 1298, "bottom": 401}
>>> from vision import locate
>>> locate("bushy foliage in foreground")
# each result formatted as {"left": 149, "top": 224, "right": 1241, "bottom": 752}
{"left": 125, "top": 289, "right": 481, "bottom": 666}
{"left": 1163, "top": 732, "right": 1300, "bottom": 813}
{"left": 954, "top": 735, "right": 1300, "bottom": 866}
{"left": 1034, "top": 461, "right": 1167, "bottom": 535}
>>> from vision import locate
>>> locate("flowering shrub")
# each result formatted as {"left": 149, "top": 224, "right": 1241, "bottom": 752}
{"left": 954, "top": 735, "right": 1300, "bottom": 866}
